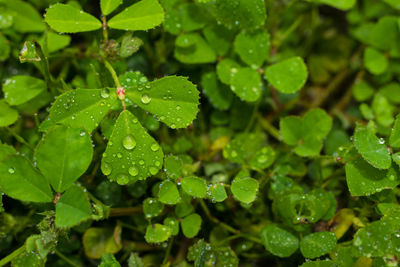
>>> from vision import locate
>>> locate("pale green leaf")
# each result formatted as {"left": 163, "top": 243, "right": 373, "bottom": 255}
{"left": 364, "top": 47, "right": 388, "bottom": 75}
{"left": 353, "top": 124, "right": 391, "bottom": 169}
{"left": 158, "top": 180, "right": 181, "bottom": 205}
{"left": 234, "top": 30, "right": 270, "bottom": 68}
{"left": 39, "top": 89, "right": 113, "bottom": 132}
{"left": 390, "top": 115, "right": 400, "bottom": 148}
{"left": 55, "top": 185, "right": 91, "bottom": 228}
{"left": 145, "top": 224, "right": 171, "bottom": 243}
{"left": 101, "top": 0, "right": 122, "bottom": 15}
{"left": 45, "top": 4, "right": 102, "bottom": 33}
{"left": 164, "top": 217, "right": 179, "bottom": 235}
{"left": 345, "top": 158, "right": 400, "bottom": 196}
{"left": 207, "top": 183, "right": 227, "bottom": 202}
{"left": 260, "top": 224, "right": 299, "bottom": 257}
{"left": 300, "top": 232, "right": 336, "bottom": 259}
{"left": 174, "top": 33, "right": 217, "bottom": 64}
{"left": 108, "top": 0, "right": 164, "bottom": 31}
{"left": 0, "top": 155, "right": 53, "bottom": 202}
{"left": 230, "top": 177, "right": 259, "bottom": 204}
{"left": 3, "top": 76, "right": 46, "bottom": 106}
{"left": 4, "top": 0, "right": 45, "bottom": 33}
{"left": 143, "top": 198, "right": 164, "bottom": 218}
{"left": 230, "top": 67, "right": 262, "bottom": 102}
{"left": 101, "top": 110, "right": 164, "bottom": 184}
{"left": 216, "top": 59, "right": 241, "bottom": 85}
{"left": 265, "top": 57, "right": 308, "bottom": 94}
{"left": 0, "top": 100, "right": 18, "bottom": 127}
{"left": 181, "top": 176, "right": 207, "bottom": 198}
{"left": 181, "top": 213, "right": 202, "bottom": 238}
{"left": 125, "top": 75, "right": 199, "bottom": 129}
{"left": 35, "top": 126, "right": 93, "bottom": 192}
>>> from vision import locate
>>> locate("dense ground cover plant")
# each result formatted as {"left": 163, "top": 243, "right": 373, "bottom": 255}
{"left": 1, "top": 0, "right": 400, "bottom": 266}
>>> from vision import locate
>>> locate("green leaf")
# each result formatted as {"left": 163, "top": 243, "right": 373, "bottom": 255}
{"left": 230, "top": 177, "right": 259, "bottom": 204}
{"left": 300, "top": 232, "right": 336, "bottom": 259}
{"left": 300, "top": 260, "right": 336, "bottom": 267}
{"left": 201, "top": 72, "right": 233, "bottom": 110}
{"left": 0, "top": 143, "right": 16, "bottom": 160}
{"left": 11, "top": 249, "right": 44, "bottom": 267}
{"left": 260, "top": 224, "right": 299, "bottom": 257}
{"left": 364, "top": 47, "right": 388, "bottom": 75}
{"left": 0, "top": 34, "right": 10, "bottom": 61}
{"left": 392, "top": 152, "right": 400, "bottom": 168}
{"left": 353, "top": 124, "right": 391, "bottom": 169}
{"left": 3, "top": 76, "right": 46, "bottom": 106}
{"left": 119, "top": 34, "right": 143, "bottom": 58}
{"left": 265, "top": 57, "right": 308, "bottom": 94}
{"left": 158, "top": 180, "right": 181, "bottom": 205}
{"left": 280, "top": 109, "right": 332, "bottom": 157}
{"left": 164, "top": 155, "right": 183, "bottom": 180}
{"left": 383, "top": 0, "right": 400, "bottom": 9}
{"left": 99, "top": 253, "right": 121, "bottom": 267}
{"left": 128, "top": 253, "right": 144, "bottom": 267}
{"left": 83, "top": 227, "right": 122, "bottom": 259}
{"left": 207, "top": 183, "right": 227, "bottom": 202}
{"left": 145, "top": 224, "right": 172, "bottom": 243}
{"left": 181, "top": 213, "right": 202, "bottom": 238}
{"left": 352, "top": 80, "right": 374, "bottom": 102}
{"left": 164, "top": 217, "right": 179, "bottom": 235}
{"left": 345, "top": 158, "right": 400, "bottom": 196}
{"left": 212, "top": 0, "right": 266, "bottom": 30}
{"left": 0, "top": 155, "right": 53, "bottom": 202}
{"left": 380, "top": 83, "right": 400, "bottom": 104}
{"left": 108, "top": 0, "right": 164, "bottom": 31}
{"left": 44, "top": 4, "right": 102, "bottom": 33}
{"left": 248, "top": 146, "right": 276, "bottom": 170}
{"left": 230, "top": 67, "right": 262, "bottom": 102}
{"left": 370, "top": 17, "right": 400, "bottom": 57}
{"left": 234, "top": 30, "right": 270, "bottom": 68}
{"left": 174, "top": 33, "right": 217, "bottom": 64}
{"left": 371, "top": 93, "right": 394, "bottom": 127}
{"left": 40, "top": 31, "right": 71, "bottom": 53}
{"left": 313, "top": 0, "right": 356, "bottom": 10}
{"left": 101, "top": 110, "right": 164, "bottom": 184}
{"left": 203, "top": 24, "right": 235, "bottom": 56}
{"left": 101, "top": 0, "right": 122, "bottom": 15}
{"left": 0, "top": 100, "right": 18, "bottom": 127}
{"left": 4, "top": 0, "right": 45, "bottom": 33}
{"left": 390, "top": 115, "right": 400, "bottom": 148}
{"left": 143, "top": 198, "right": 164, "bottom": 219}
{"left": 216, "top": 59, "right": 241, "bottom": 85}
{"left": 181, "top": 176, "right": 207, "bottom": 198}
{"left": 39, "top": 89, "right": 113, "bottom": 133}
{"left": 35, "top": 126, "right": 93, "bottom": 192}
{"left": 125, "top": 75, "right": 199, "bottom": 129}
{"left": 55, "top": 185, "right": 91, "bottom": 228}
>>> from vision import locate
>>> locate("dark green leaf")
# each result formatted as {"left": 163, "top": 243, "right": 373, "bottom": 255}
{"left": 145, "top": 224, "right": 171, "bottom": 243}
{"left": 158, "top": 180, "right": 181, "bottom": 205}
{"left": 234, "top": 30, "right": 270, "bottom": 68}
{"left": 101, "top": 0, "right": 122, "bottom": 15}
{"left": 0, "top": 100, "right": 18, "bottom": 127}
{"left": 300, "top": 232, "right": 336, "bottom": 259}
{"left": 181, "top": 176, "right": 207, "bottom": 198}
{"left": 181, "top": 213, "right": 202, "bottom": 238}
{"left": 260, "top": 224, "right": 299, "bottom": 257}
{"left": 230, "top": 177, "right": 259, "bottom": 204}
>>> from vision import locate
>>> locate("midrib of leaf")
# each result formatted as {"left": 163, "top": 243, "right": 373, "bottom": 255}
{"left": 127, "top": 91, "right": 197, "bottom": 106}
{"left": 46, "top": 19, "right": 101, "bottom": 26}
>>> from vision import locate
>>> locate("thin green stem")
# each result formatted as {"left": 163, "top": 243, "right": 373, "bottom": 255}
{"left": 6, "top": 127, "right": 34, "bottom": 150}
{"left": 101, "top": 15, "right": 108, "bottom": 42}
{"left": 162, "top": 236, "right": 174, "bottom": 265}
{"left": 257, "top": 115, "right": 281, "bottom": 141}
{"left": 198, "top": 199, "right": 239, "bottom": 235}
{"left": 104, "top": 60, "right": 122, "bottom": 88}
{"left": 55, "top": 249, "right": 82, "bottom": 267}
{"left": 0, "top": 245, "right": 25, "bottom": 267}
{"left": 119, "top": 222, "right": 145, "bottom": 234}
{"left": 34, "top": 41, "right": 54, "bottom": 93}
{"left": 245, "top": 98, "right": 261, "bottom": 133}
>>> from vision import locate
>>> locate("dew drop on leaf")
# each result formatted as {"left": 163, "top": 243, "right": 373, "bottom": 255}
{"left": 117, "top": 153, "right": 123, "bottom": 158}
{"left": 101, "top": 162, "right": 112, "bottom": 176}
{"left": 149, "top": 167, "right": 158, "bottom": 175}
{"left": 151, "top": 143, "right": 159, "bottom": 152}
{"left": 116, "top": 174, "right": 129, "bottom": 185}
{"left": 139, "top": 160, "right": 145, "bottom": 165}
{"left": 141, "top": 94, "right": 151, "bottom": 104}
{"left": 129, "top": 166, "right": 138, "bottom": 176}
{"left": 8, "top": 167, "right": 15, "bottom": 174}
{"left": 122, "top": 135, "right": 136, "bottom": 150}
{"left": 100, "top": 88, "right": 110, "bottom": 98}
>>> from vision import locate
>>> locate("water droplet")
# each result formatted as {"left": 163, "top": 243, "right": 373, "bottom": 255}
{"left": 257, "top": 155, "right": 268, "bottom": 164}
{"left": 101, "top": 162, "right": 112, "bottom": 175}
{"left": 176, "top": 105, "right": 181, "bottom": 111}
{"left": 117, "top": 153, "right": 123, "bottom": 158}
{"left": 80, "top": 130, "right": 86, "bottom": 136}
{"left": 151, "top": 143, "right": 159, "bottom": 152}
{"left": 8, "top": 167, "right": 15, "bottom": 174}
{"left": 123, "top": 135, "right": 136, "bottom": 150}
{"left": 139, "top": 160, "right": 145, "bottom": 165}
{"left": 155, "top": 161, "right": 161, "bottom": 166}
{"left": 101, "top": 88, "right": 110, "bottom": 98}
{"left": 132, "top": 117, "right": 138, "bottom": 123}
{"left": 141, "top": 94, "right": 151, "bottom": 104}
{"left": 117, "top": 174, "right": 129, "bottom": 185}
{"left": 231, "top": 151, "right": 238, "bottom": 158}
{"left": 149, "top": 167, "right": 158, "bottom": 175}
{"left": 128, "top": 166, "right": 139, "bottom": 176}
{"left": 378, "top": 138, "right": 385, "bottom": 144}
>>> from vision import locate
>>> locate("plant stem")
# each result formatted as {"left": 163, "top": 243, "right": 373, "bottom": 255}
{"left": 257, "top": 115, "right": 281, "bottom": 141}
{"left": 55, "top": 249, "right": 82, "bottom": 267}
{"left": 103, "top": 60, "right": 126, "bottom": 109}
{"left": 245, "top": 98, "right": 261, "bottom": 133}
{"left": 6, "top": 127, "right": 34, "bottom": 150}
{"left": 109, "top": 206, "right": 142, "bottom": 217}
{"left": 198, "top": 199, "right": 239, "bottom": 235}
{"left": 101, "top": 15, "right": 108, "bottom": 42}
{"left": 0, "top": 245, "right": 25, "bottom": 267}
{"left": 34, "top": 40, "right": 54, "bottom": 93}
{"left": 162, "top": 236, "right": 174, "bottom": 265}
